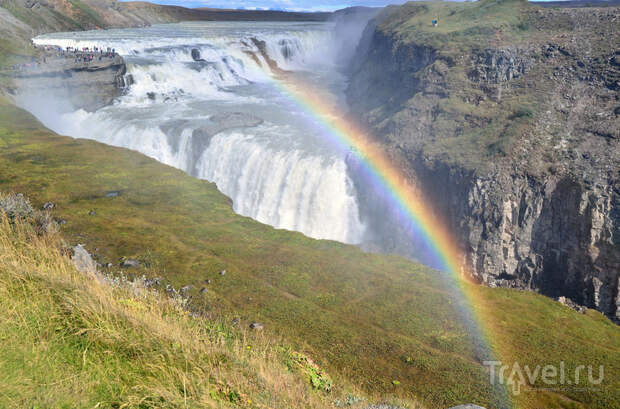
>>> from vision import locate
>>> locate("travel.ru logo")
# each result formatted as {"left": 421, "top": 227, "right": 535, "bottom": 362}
{"left": 483, "top": 361, "right": 604, "bottom": 395}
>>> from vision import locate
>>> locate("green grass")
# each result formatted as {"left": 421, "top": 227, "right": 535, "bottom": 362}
{"left": 0, "top": 215, "right": 352, "bottom": 409}
{"left": 0, "top": 96, "right": 619, "bottom": 409}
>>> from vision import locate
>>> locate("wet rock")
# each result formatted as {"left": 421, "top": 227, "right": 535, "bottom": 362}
{"left": 42, "top": 201, "right": 55, "bottom": 210}
{"left": 249, "top": 322, "right": 263, "bottom": 331}
{"left": 191, "top": 48, "right": 206, "bottom": 62}
{"left": 120, "top": 259, "right": 140, "bottom": 268}
{"left": 72, "top": 244, "right": 97, "bottom": 275}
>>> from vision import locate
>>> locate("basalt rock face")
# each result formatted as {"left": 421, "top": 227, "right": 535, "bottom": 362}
{"left": 347, "top": 2, "right": 620, "bottom": 319}
{"left": 11, "top": 55, "right": 127, "bottom": 112}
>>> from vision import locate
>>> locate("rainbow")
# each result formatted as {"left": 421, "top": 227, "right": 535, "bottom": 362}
{"left": 269, "top": 75, "right": 514, "bottom": 407}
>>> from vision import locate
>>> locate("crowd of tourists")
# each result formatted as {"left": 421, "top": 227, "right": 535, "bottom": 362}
{"left": 11, "top": 43, "right": 119, "bottom": 71}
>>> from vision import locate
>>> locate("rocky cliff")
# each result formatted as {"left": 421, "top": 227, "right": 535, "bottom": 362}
{"left": 347, "top": 0, "right": 620, "bottom": 319}
{"left": 9, "top": 52, "right": 126, "bottom": 112}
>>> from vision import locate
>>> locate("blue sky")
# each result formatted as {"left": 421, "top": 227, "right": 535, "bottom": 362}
{"left": 133, "top": 0, "right": 409, "bottom": 12}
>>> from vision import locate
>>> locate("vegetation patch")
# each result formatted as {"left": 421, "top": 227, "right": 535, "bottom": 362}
{"left": 288, "top": 351, "right": 333, "bottom": 392}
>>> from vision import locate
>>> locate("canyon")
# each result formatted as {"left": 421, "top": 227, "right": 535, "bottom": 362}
{"left": 346, "top": 0, "right": 619, "bottom": 320}
{"left": 4, "top": 0, "right": 618, "bottom": 322}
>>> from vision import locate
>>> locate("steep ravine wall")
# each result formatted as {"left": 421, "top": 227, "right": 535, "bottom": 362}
{"left": 346, "top": 9, "right": 620, "bottom": 320}
{"left": 9, "top": 55, "right": 127, "bottom": 112}
{"left": 408, "top": 157, "right": 620, "bottom": 320}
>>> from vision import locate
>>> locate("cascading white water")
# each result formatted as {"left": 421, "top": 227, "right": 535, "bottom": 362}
{"left": 26, "top": 22, "right": 367, "bottom": 244}
{"left": 197, "top": 130, "right": 364, "bottom": 242}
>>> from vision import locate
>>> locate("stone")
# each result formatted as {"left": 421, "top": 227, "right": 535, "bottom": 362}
{"left": 88, "top": 210, "right": 96, "bottom": 216}
{"left": 448, "top": 405, "right": 486, "bottom": 409}
{"left": 249, "top": 322, "right": 263, "bottom": 331}
{"left": 120, "top": 259, "right": 140, "bottom": 268}
{"left": 146, "top": 92, "right": 156, "bottom": 100}
{"left": 204, "top": 279, "right": 211, "bottom": 284}
{"left": 200, "top": 287, "right": 208, "bottom": 294}
{"left": 219, "top": 270, "right": 226, "bottom": 276}
{"left": 105, "top": 191, "right": 120, "bottom": 198}
{"left": 232, "top": 317, "right": 240, "bottom": 325}
{"left": 42, "top": 201, "right": 55, "bottom": 210}
{"left": 72, "top": 244, "right": 97, "bottom": 275}
{"left": 557, "top": 296, "right": 586, "bottom": 314}
{"left": 0, "top": 193, "right": 33, "bottom": 219}
{"left": 180, "top": 285, "right": 192, "bottom": 292}
{"left": 144, "top": 277, "right": 161, "bottom": 287}
{"left": 191, "top": 48, "right": 205, "bottom": 62}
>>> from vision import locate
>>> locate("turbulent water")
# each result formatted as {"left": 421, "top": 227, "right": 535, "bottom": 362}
{"left": 28, "top": 21, "right": 369, "bottom": 244}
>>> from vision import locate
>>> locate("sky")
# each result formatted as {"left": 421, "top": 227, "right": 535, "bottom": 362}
{"left": 130, "top": 0, "right": 410, "bottom": 12}
{"left": 123, "top": 0, "right": 564, "bottom": 12}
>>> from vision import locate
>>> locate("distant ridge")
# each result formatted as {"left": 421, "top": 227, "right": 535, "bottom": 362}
{"left": 531, "top": 0, "right": 620, "bottom": 7}
{"left": 189, "top": 6, "right": 330, "bottom": 21}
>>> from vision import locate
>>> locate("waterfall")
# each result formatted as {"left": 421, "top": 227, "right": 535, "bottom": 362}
{"left": 26, "top": 22, "right": 367, "bottom": 244}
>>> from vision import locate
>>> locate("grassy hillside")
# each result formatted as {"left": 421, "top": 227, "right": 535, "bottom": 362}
{"left": 0, "top": 96, "right": 619, "bottom": 409}
{"left": 0, "top": 213, "right": 348, "bottom": 409}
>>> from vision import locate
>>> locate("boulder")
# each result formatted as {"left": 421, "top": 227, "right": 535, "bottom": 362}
{"left": 72, "top": 244, "right": 97, "bottom": 275}
{"left": 557, "top": 296, "right": 587, "bottom": 314}
{"left": 249, "top": 322, "right": 263, "bottom": 331}
{"left": 120, "top": 259, "right": 140, "bottom": 268}
{"left": 105, "top": 191, "right": 120, "bottom": 198}
{"left": 0, "top": 193, "right": 33, "bottom": 220}
{"left": 191, "top": 48, "right": 205, "bottom": 62}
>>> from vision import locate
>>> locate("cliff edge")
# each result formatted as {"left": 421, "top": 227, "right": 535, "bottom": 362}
{"left": 347, "top": 0, "right": 620, "bottom": 320}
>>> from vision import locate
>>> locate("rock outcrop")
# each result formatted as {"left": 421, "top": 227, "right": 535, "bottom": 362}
{"left": 347, "top": 1, "right": 620, "bottom": 320}
{"left": 10, "top": 52, "right": 127, "bottom": 112}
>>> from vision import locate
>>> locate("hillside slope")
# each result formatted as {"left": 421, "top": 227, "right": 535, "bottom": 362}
{"left": 0, "top": 209, "right": 342, "bottom": 409}
{"left": 0, "top": 1, "right": 619, "bottom": 408}
{"left": 347, "top": 0, "right": 620, "bottom": 320}
{"left": 0, "top": 96, "right": 619, "bottom": 409}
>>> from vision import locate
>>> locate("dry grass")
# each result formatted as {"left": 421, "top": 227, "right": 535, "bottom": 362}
{"left": 0, "top": 212, "right": 377, "bottom": 409}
